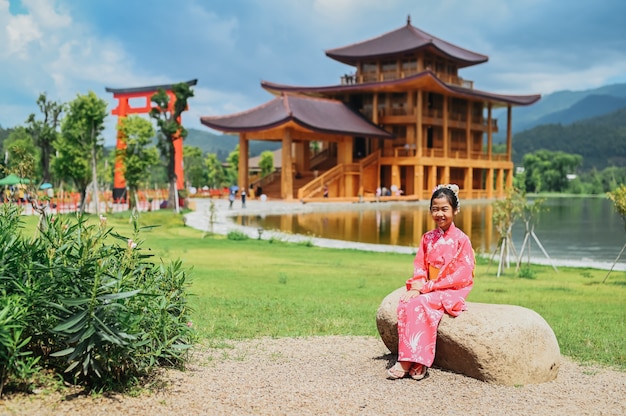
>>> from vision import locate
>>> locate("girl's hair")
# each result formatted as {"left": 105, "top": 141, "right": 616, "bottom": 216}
{"left": 431, "top": 184, "right": 460, "bottom": 211}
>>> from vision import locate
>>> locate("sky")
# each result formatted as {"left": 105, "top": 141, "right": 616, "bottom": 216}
{"left": 2, "top": 0, "right": 626, "bottom": 146}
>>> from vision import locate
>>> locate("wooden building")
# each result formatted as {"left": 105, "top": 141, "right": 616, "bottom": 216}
{"left": 201, "top": 18, "right": 540, "bottom": 201}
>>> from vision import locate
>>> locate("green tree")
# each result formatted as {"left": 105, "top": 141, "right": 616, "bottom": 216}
{"left": 522, "top": 150, "right": 582, "bottom": 193}
{"left": 225, "top": 144, "right": 239, "bottom": 185}
{"left": 2, "top": 127, "right": 40, "bottom": 180}
{"left": 117, "top": 116, "right": 158, "bottom": 209}
{"left": 56, "top": 91, "right": 108, "bottom": 214}
{"left": 259, "top": 150, "right": 274, "bottom": 176}
{"left": 183, "top": 145, "right": 206, "bottom": 188}
{"left": 25, "top": 93, "right": 64, "bottom": 183}
{"left": 205, "top": 153, "right": 226, "bottom": 189}
{"left": 149, "top": 83, "right": 194, "bottom": 210}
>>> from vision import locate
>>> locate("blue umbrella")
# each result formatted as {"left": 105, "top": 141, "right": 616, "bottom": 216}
{"left": 229, "top": 185, "right": 239, "bottom": 193}
{"left": 40, "top": 183, "right": 53, "bottom": 190}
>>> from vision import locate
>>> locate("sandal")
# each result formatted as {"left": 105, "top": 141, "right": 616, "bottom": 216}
{"left": 409, "top": 363, "right": 427, "bottom": 380}
{"left": 386, "top": 363, "right": 409, "bottom": 380}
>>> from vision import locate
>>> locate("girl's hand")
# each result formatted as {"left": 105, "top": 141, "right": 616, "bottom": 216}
{"left": 400, "top": 284, "right": 422, "bottom": 301}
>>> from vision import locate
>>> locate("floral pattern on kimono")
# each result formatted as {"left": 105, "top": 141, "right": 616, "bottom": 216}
{"left": 396, "top": 222, "right": 475, "bottom": 367}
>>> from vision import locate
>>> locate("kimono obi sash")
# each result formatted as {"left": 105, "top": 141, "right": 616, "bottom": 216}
{"left": 428, "top": 264, "right": 440, "bottom": 281}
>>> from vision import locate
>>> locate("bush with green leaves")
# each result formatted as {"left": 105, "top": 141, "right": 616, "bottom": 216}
{"left": 0, "top": 203, "right": 195, "bottom": 394}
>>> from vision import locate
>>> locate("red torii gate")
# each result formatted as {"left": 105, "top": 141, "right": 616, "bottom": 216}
{"left": 105, "top": 79, "right": 198, "bottom": 202}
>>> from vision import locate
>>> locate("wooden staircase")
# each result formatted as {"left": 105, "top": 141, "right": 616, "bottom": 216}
{"left": 256, "top": 172, "right": 317, "bottom": 200}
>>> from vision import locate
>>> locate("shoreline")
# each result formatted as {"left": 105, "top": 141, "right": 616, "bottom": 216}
{"left": 185, "top": 198, "right": 626, "bottom": 271}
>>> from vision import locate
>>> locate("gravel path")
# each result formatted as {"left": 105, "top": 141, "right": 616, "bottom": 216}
{"left": 2, "top": 199, "right": 624, "bottom": 415}
{"left": 2, "top": 336, "right": 625, "bottom": 415}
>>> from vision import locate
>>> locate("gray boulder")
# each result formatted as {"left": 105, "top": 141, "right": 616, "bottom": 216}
{"left": 376, "top": 287, "right": 561, "bottom": 385}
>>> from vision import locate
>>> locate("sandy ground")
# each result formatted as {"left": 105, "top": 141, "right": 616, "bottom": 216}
{"left": 2, "top": 336, "right": 625, "bottom": 416}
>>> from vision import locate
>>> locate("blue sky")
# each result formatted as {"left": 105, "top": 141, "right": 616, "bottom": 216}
{"left": 2, "top": 0, "right": 626, "bottom": 146}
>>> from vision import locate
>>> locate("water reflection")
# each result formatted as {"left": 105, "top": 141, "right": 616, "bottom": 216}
{"left": 237, "top": 197, "right": 626, "bottom": 267}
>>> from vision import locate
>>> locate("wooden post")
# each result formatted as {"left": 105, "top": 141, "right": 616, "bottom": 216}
{"left": 506, "top": 105, "right": 513, "bottom": 161}
{"left": 443, "top": 96, "right": 449, "bottom": 159}
{"left": 281, "top": 128, "right": 293, "bottom": 200}
{"left": 496, "top": 168, "right": 504, "bottom": 197}
{"left": 428, "top": 165, "right": 437, "bottom": 192}
{"left": 465, "top": 167, "right": 473, "bottom": 200}
{"left": 487, "top": 102, "right": 493, "bottom": 160}
{"left": 238, "top": 133, "right": 249, "bottom": 193}
{"left": 337, "top": 137, "right": 354, "bottom": 197}
{"left": 466, "top": 101, "right": 472, "bottom": 159}
{"left": 416, "top": 90, "right": 423, "bottom": 158}
{"left": 486, "top": 168, "right": 494, "bottom": 199}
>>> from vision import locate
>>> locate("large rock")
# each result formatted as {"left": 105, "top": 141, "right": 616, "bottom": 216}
{"left": 376, "top": 287, "right": 561, "bottom": 385}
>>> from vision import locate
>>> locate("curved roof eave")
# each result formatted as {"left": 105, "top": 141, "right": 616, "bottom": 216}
{"left": 325, "top": 23, "right": 488, "bottom": 68}
{"left": 261, "top": 72, "right": 541, "bottom": 107}
{"left": 199, "top": 94, "right": 394, "bottom": 139}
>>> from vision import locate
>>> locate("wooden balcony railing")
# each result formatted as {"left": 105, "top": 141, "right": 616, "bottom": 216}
{"left": 380, "top": 147, "right": 509, "bottom": 161}
{"left": 350, "top": 70, "right": 474, "bottom": 88}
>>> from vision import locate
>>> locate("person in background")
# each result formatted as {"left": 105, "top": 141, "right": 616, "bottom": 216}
{"left": 228, "top": 191, "right": 235, "bottom": 209}
{"left": 387, "top": 184, "right": 475, "bottom": 381}
{"left": 241, "top": 190, "right": 247, "bottom": 208}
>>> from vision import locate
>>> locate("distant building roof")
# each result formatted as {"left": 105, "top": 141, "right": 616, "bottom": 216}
{"left": 262, "top": 71, "right": 541, "bottom": 107}
{"left": 325, "top": 18, "right": 488, "bottom": 68}
{"left": 200, "top": 93, "right": 393, "bottom": 138}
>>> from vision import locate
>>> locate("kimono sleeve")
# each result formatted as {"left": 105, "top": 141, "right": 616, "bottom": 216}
{"left": 420, "top": 233, "right": 474, "bottom": 293}
{"left": 405, "top": 234, "right": 428, "bottom": 290}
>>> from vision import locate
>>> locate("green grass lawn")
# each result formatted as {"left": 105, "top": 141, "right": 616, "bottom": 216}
{"left": 20, "top": 211, "right": 626, "bottom": 370}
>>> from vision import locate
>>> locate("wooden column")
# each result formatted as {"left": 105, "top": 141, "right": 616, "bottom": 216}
{"left": 465, "top": 167, "right": 473, "bottom": 200}
{"left": 487, "top": 103, "right": 493, "bottom": 160}
{"left": 414, "top": 165, "right": 423, "bottom": 199}
{"left": 281, "top": 128, "right": 293, "bottom": 200}
{"left": 466, "top": 101, "right": 472, "bottom": 159}
{"left": 506, "top": 105, "right": 513, "bottom": 161}
{"left": 238, "top": 133, "right": 249, "bottom": 193}
{"left": 496, "top": 168, "right": 504, "bottom": 197}
{"left": 391, "top": 164, "right": 400, "bottom": 191}
{"left": 486, "top": 168, "right": 494, "bottom": 199}
{"left": 416, "top": 90, "right": 423, "bottom": 158}
{"left": 337, "top": 137, "right": 354, "bottom": 197}
{"left": 443, "top": 96, "right": 449, "bottom": 158}
{"left": 373, "top": 93, "right": 379, "bottom": 125}
{"left": 294, "top": 142, "right": 309, "bottom": 173}
{"left": 428, "top": 165, "right": 437, "bottom": 192}
{"left": 443, "top": 165, "right": 450, "bottom": 185}
{"left": 506, "top": 168, "right": 513, "bottom": 190}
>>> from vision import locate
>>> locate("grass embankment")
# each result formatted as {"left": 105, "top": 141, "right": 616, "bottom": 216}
{"left": 21, "top": 211, "right": 626, "bottom": 370}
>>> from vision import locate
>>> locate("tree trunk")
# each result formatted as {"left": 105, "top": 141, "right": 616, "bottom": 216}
{"left": 167, "top": 140, "right": 178, "bottom": 212}
{"left": 91, "top": 142, "right": 100, "bottom": 216}
{"left": 79, "top": 188, "right": 87, "bottom": 215}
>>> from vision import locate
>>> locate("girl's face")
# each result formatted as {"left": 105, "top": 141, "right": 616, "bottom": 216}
{"left": 430, "top": 196, "right": 457, "bottom": 231}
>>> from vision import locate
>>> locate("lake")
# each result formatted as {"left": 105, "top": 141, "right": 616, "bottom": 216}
{"left": 236, "top": 196, "right": 626, "bottom": 270}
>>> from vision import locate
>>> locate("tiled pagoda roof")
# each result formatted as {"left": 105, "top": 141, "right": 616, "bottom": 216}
{"left": 200, "top": 93, "right": 393, "bottom": 138}
{"left": 326, "top": 20, "right": 487, "bottom": 68}
{"left": 261, "top": 71, "right": 541, "bottom": 107}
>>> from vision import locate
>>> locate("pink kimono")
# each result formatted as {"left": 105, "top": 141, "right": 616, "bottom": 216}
{"left": 397, "top": 222, "right": 475, "bottom": 367}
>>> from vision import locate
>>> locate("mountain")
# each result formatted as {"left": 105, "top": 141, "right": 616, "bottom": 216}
{"left": 495, "top": 82, "right": 626, "bottom": 140}
{"left": 184, "top": 128, "right": 281, "bottom": 161}
{"left": 512, "top": 106, "right": 626, "bottom": 170}
{"left": 532, "top": 94, "right": 626, "bottom": 126}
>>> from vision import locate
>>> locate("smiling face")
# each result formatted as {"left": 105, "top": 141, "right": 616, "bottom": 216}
{"left": 430, "top": 196, "right": 457, "bottom": 231}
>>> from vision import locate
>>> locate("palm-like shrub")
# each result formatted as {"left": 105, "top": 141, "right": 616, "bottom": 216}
{"left": 0, "top": 204, "right": 195, "bottom": 393}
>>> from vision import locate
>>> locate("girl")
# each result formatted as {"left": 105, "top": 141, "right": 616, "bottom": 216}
{"left": 387, "top": 184, "right": 475, "bottom": 380}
